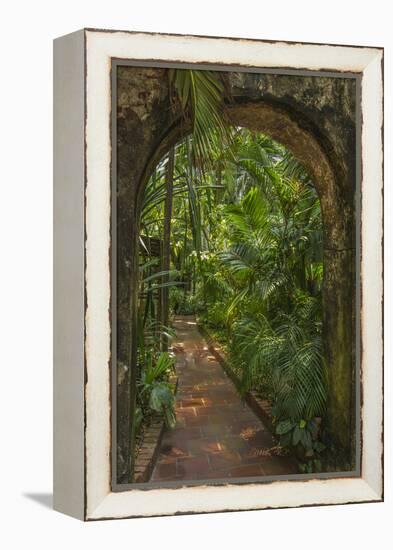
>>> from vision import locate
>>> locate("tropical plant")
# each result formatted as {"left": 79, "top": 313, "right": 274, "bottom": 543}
{"left": 215, "top": 135, "right": 326, "bottom": 459}
{"left": 136, "top": 122, "right": 327, "bottom": 469}
{"left": 169, "top": 69, "right": 232, "bottom": 167}
{"left": 138, "top": 352, "right": 177, "bottom": 429}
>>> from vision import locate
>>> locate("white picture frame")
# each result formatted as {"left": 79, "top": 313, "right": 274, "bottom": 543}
{"left": 53, "top": 28, "right": 383, "bottom": 521}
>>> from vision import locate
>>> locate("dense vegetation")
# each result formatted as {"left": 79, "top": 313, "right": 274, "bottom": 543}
{"left": 133, "top": 70, "right": 327, "bottom": 474}
{"left": 136, "top": 125, "right": 327, "bottom": 471}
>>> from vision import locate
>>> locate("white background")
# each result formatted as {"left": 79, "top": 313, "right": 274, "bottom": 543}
{"left": 0, "top": 1, "right": 391, "bottom": 548}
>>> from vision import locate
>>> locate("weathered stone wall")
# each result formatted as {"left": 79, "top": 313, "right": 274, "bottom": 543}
{"left": 225, "top": 73, "right": 357, "bottom": 467}
{"left": 116, "top": 66, "right": 357, "bottom": 480}
{"left": 116, "top": 67, "right": 175, "bottom": 478}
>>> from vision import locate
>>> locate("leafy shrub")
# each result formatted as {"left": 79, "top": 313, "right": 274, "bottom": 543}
{"left": 276, "top": 417, "right": 326, "bottom": 472}
{"left": 138, "top": 352, "right": 177, "bottom": 429}
{"left": 170, "top": 288, "right": 203, "bottom": 315}
{"left": 203, "top": 301, "right": 228, "bottom": 328}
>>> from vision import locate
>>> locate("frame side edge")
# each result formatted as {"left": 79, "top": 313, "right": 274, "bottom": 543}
{"left": 53, "top": 29, "right": 86, "bottom": 521}
{"left": 360, "top": 50, "right": 384, "bottom": 500}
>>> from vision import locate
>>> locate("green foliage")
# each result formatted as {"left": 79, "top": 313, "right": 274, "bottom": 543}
{"left": 137, "top": 122, "right": 327, "bottom": 461}
{"left": 149, "top": 382, "right": 176, "bottom": 428}
{"left": 169, "top": 69, "right": 232, "bottom": 169}
{"left": 170, "top": 287, "right": 202, "bottom": 315}
{"left": 141, "top": 351, "right": 175, "bottom": 385}
{"left": 276, "top": 417, "right": 326, "bottom": 471}
{"left": 138, "top": 352, "right": 177, "bottom": 429}
{"left": 215, "top": 132, "right": 325, "bottom": 457}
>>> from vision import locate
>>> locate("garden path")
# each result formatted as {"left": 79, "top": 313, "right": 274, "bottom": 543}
{"left": 151, "top": 315, "right": 297, "bottom": 482}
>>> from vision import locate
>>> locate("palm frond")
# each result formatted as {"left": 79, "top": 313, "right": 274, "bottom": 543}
{"left": 169, "top": 69, "right": 232, "bottom": 168}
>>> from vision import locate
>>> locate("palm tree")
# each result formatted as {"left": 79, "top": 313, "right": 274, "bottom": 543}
{"left": 215, "top": 135, "right": 326, "bottom": 456}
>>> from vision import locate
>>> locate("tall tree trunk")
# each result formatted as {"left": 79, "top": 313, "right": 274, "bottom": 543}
{"left": 162, "top": 148, "right": 175, "bottom": 350}
{"left": 183, "top": 200, "right": 189, "bottom": 302}
{"left": 156, "top": 241, "right": 162, "bottom": 335}
{"left": 216, "top": 163, "right": 222, "bottom": 203}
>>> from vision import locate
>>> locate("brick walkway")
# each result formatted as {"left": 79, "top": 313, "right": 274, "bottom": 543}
{"left": 151, "top": 316, "right": 297, "bottom": 482}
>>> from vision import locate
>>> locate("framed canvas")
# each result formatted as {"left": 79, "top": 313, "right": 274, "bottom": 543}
{"left": 53, "top": 28, "right": 383, "bottom": 520}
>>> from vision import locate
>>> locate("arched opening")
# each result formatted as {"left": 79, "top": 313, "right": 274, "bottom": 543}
{"left": 116, "top": 70, "right": 356, "bottom": 484}
{"left": 136, "top": 127, "right": 326, "bottom": 482}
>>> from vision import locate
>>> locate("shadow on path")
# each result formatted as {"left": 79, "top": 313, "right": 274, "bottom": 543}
{"left": 151, "top": 315, "right": 297, "bottom": 482}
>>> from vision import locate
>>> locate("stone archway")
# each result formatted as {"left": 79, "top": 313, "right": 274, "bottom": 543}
{"left": 116, "top": 66, "right": 357, "bottom": 480}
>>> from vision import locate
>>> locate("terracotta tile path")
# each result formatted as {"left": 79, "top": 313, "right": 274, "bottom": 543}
{"left": 150, "top": 316, "right": 297, "bottom": 482}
